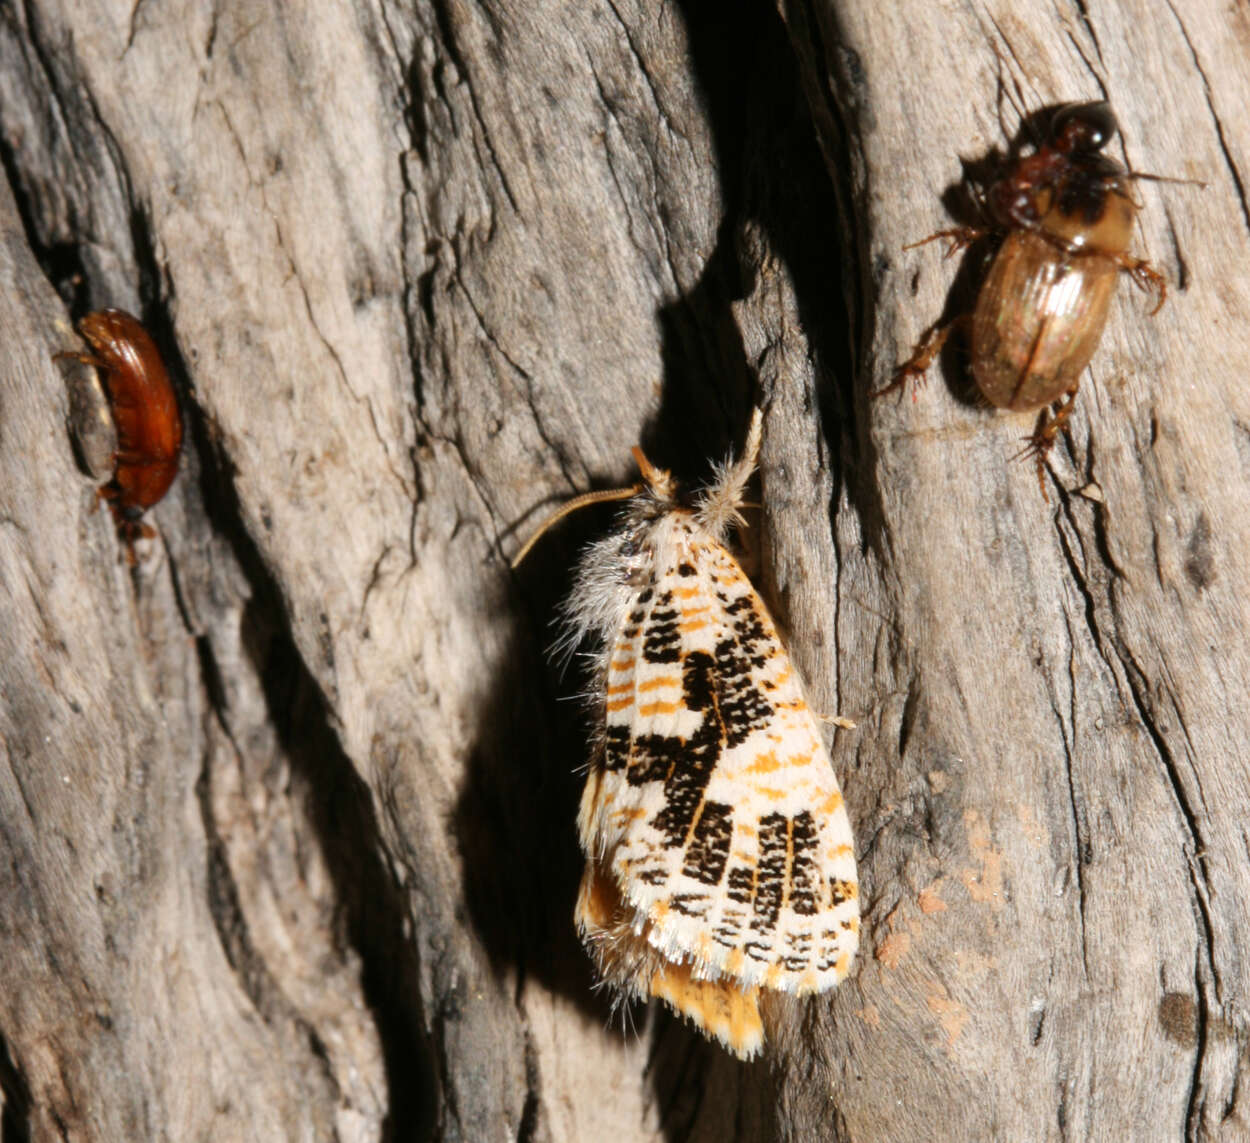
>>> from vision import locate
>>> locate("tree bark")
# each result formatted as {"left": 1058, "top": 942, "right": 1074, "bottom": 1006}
{"left": 0, "top": 1, "right": 1246, "bottom": 1139}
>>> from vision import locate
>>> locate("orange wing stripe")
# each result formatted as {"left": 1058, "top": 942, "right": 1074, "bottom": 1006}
{"left": 638, "top": 676, "right": 680, "bottom": 692}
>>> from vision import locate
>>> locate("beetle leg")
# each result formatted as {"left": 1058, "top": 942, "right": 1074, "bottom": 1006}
{"left": 873, "top": 314, "right": 972, "bottom": 400}
{"left": 119, "top": 531, "right": 142, "bottom": 566}
{"left": 1015, "top": 386, "right": 1081, "bottom": 496}
{"left": 904, "top": 226, "right": 986, "bottom": 259}
{"left": 1115, "top": 254, "right": 1167, "bottom": 315}
{"left": 53, "top": 350, "right": 109, "bottom": 370}
{"left": 90, "top": 486, "right": 111, "bottom": 515}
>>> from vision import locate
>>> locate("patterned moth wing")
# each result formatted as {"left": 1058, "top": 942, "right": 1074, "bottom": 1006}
{"left": 565, "top": 410, "right": 859, "bottom": 1059}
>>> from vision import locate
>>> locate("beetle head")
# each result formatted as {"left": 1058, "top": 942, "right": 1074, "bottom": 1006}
{"left": 1050, "top": 102, "right": 1118, "bottom": 154}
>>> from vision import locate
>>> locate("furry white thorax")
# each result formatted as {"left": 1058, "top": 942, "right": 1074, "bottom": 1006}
{"left": 561, "top": 410, "right": 762, "bottom": 656}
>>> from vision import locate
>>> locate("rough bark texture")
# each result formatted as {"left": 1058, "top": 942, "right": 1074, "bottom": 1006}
{"left": 0, "top": 1, "right": 1246, "bottom": 1139}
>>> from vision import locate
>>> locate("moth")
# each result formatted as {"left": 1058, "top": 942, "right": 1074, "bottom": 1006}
{"left": 556, "top": 409, "right": 859, "bottom": 1058}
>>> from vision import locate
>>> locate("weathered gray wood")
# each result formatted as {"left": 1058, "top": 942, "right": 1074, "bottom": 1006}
{"left": 0, "top": 171, "right": 387, "bottom": 1138}
{"left": 1, "top": 0, "right": 1247, "bottom": 1139}
{"left": 779, "top": 2, "right": 1250, "bottom": 1140}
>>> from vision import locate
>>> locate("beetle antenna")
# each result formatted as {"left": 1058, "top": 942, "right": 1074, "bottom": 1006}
{"left": 989, "top": 37, "right": 1038, "bottom": 150}
{"left": 1124, "top": 170, "right": 1207, "bottom": 189}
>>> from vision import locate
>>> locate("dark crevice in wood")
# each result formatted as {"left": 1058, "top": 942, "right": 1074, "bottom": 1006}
{"left": 1165, "top": 0, "right": 1250, "bottom": 239}
{"left": 124, "top": 198, "right": 165, "bottom": 318}
{"left": 1070, "top": 0, "right": 1105, "bottom": 68}
{"left": 139, "top": 288, "right": 435, "bottom": 1138}
{"left": 0, "top": 16, "right": 87, "bottom": 309}
{"left": 516, "top": 1031, "right": 541, "bottom": 1143}
{"left": 0, "top": 1029, "right": 32, "bottom": 1143}
{"left": 651, "top": 1023, "right": 722, "bottom": 1141}
{"left": 1080, "top": 470, "right": 1128, "bottom": 585}
{"left": 0, "top": 142, "right": 86, "bottom": 311}
{"left": 1187, "top": 941, "right": 1211, "bottom": 1138}
{"left": 1163, "top": 206, "right": 1191, "bottom": 294}
{"left": 781, "top": 0, "right": 895, "bottom": 573}
{"left": 1110, "top": 636, "right": 1217, "bottom": 1136}
{"left": 1217, "top": 1023, "right": 1243, "bottom": 1124}
{"left": 895, "top": 677, "right": 920, "bottom": 759}
{"left": 192, "top": 669, "right": 293, "bottom": 1008}
{"left": 427, "top": 0, "right": 517, "bottom": 213}
{"left": 228, "top": 552, "right": 436, "bottom": 1142}
{"left": 1061, "top": 21, "right": 1109, "bottom": 96}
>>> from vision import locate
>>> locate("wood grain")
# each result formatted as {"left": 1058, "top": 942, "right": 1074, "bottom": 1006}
{"left": 0, "top": 0, "right": 1246, "bottom": 1138}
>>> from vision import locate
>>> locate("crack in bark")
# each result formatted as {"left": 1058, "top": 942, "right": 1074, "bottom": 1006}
{"left": 1056, "top": 607, "right": 1091, "bottom": 977}
{"left": 451, "top": 263, "right": 530, "bottom": 383}
{"left": 984, "top": 14, "right": 1032, "bottom": 96}
{"left": 385, "top": 13, "right": 434, "bottom": 563}
{"left": 1060, "top": 27, "right": 1108, "bottom": 105}
{"left": 448, "top": 260, "right": 584, "bottom": 519}
{"left": 429, "top": 0, "right": 519, "bottom": 213}
{"left": 585, "top": 49, "right": 684, "bottom": 301}
{"left": 603, "top": 0, "right": 681, "bottom": 146}
{"left": 1165, "top": 0, "right": 1250, "bottom": 237}
{"left": 0, "top": 1025, "right": 32, "bottom": 1142}
{"left": 1047, "top": 483, "right": 1221, "bottom": 1100}
{"left": 1185, "top": 884, "right": 1213, "bottom": 1134}
{"left": 1115, "top": 641, "right": 1216, "bottom": 1135}
{"left": 588, "top": 60, "right": 663, "bottom": 284}
{"left": 422, "top": 422, "right": 513, "bottom": 563}
{"left": 123, "top": 0, "right": 151, "bottom": 56}
{"left": 1068, "top": 0, "right": 1105, "bottom": 68}
{"left": 1044, "top": 503, "right": 1096, "bottom": 972}
{"left": 515, "top": 1026, "right": 541, "bottom": 1143}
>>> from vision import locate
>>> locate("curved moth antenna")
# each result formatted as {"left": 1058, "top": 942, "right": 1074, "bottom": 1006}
{"left": 511, "top": 484, "right": 643, "bottom": 570}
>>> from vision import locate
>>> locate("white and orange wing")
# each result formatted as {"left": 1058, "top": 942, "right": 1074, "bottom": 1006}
{"left": 575, "top": 507, "right": 858, "bottom": 1057}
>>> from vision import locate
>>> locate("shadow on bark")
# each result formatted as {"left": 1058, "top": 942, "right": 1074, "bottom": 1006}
{"left": 184, "top": 380, "right": 437, "bottom": 1142}
{"left": 455, "top": 3, "right": 864, "bottom": 1135}
{"left": 0, "top": 1029, "right": 31, "bottom": 1143}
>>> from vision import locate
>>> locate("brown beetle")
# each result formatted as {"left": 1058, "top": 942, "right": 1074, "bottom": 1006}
{"left": 880, "top": 102, "right": 1167, "bottom": 487}
{"left": 56, "top": 309, "right": 183, "bottom": 542}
